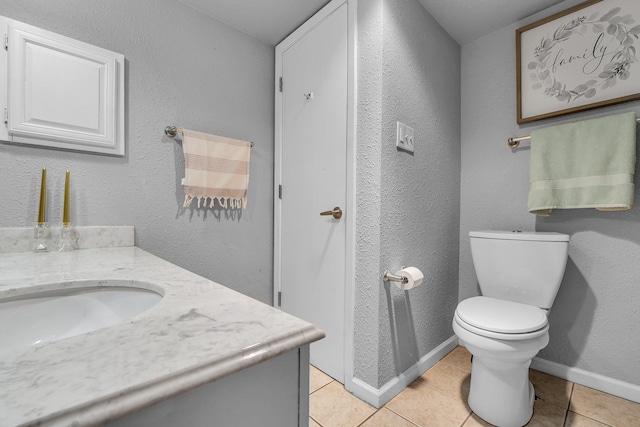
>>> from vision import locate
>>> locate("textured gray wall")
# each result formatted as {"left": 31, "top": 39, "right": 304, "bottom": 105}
{"left": 460, "top": 0, "right": 640, "bottom": 386}
{"left": 354, "top": 0, "right": 384, "bottom": 387}
{"left": 0, "top": 0, "right": 275, "bottom": 303}
{"left": 355, "top": 0, "right": 460, "bottom": 388}
{"left": 8, "top": 0, "right": 629, "bottom": 396}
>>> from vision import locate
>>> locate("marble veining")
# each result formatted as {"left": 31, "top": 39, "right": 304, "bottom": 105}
{"left": 0, "top": 226, "right": 135, "bottom": 254}
{"left": 0, "top": 246, "right": 324, "bottom": 426}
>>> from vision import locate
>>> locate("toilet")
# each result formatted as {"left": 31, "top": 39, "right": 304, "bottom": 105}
{"left": 452, "top": 231, "right": 569, "bottom": 427}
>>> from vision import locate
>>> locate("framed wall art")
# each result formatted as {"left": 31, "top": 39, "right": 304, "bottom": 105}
{"left": 516, "top": 0, "right": 640, "bottom": 124}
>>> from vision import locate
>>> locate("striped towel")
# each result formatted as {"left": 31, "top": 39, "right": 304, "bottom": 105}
{"left": 182, "top": 129, "right": 251, "bottom": 209}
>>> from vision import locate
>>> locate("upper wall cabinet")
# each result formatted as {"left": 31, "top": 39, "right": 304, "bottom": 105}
{"left": 0, "top": 16, "right": 125, "bottom": 156}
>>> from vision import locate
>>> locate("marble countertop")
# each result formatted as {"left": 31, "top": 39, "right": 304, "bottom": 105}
{"left": 0, "top": 246, "right": 324, "bottom": 426}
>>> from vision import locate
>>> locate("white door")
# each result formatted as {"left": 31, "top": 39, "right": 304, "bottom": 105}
{"left": 276, "top": 3, "right": 348, "bottom": 383}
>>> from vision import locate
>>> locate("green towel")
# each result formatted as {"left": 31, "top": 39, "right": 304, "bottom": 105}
{"left": 528, "top": 112, "right": 637, "bottom": 216}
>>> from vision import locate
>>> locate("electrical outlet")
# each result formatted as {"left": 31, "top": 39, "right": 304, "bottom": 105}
{"left": 396, "top": 122, "right": 415, "bottom": 153}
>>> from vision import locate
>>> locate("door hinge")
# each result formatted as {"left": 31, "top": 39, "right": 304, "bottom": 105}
{"left": 4, "top": 34, "right": 7, "bottom": 50}
{"left": 277, "top": 291, "right": 282, "bottom": 307}
{"left": 278, "top": 184, "right": 282, "bottom": 199}
{"left": 279, "top": 76, "right": 283, "bottom": 92}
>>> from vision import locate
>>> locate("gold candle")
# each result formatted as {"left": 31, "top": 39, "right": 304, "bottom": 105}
{"left": 37, "top": 167, "right": 47, "bottom": 224}
{"left": 62, "top": 170, "right": 70, "bottom": 226}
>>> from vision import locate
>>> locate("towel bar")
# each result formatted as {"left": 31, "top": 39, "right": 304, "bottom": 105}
{"left": 164, "top": 126, "right": 254, "bottom": 147}
{"left": 507, "top": 117, "right": 640, "bottom": 148}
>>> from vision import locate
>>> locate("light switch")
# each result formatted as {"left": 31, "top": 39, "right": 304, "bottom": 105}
{"left": 396, "top": 122, "right": 415, "bottom": 153}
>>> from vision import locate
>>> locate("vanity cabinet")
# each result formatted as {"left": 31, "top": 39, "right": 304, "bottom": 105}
{"left": 0, "top": 15, "right": 125, "bottom": 155}
{"left": 107, "top": 347, "right": 310, "bottom": 427}
{"left": 0, "top": 239, "right": 323, "bottom": 427}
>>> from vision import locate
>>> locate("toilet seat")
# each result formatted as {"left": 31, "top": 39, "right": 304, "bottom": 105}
{"left": 455, "top": 296, "right": 549, "bottom": 340}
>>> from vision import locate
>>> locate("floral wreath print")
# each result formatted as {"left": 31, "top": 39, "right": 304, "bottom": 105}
{"left": 528, "top": 6, "right": 640, "bottom": 104}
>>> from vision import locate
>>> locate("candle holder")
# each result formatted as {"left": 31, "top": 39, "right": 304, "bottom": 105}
{"left": 58, "top": 224, "right": 75, "bottom": 252}
{"left": 33, "top": 222, "right": 50, "bottom": 253}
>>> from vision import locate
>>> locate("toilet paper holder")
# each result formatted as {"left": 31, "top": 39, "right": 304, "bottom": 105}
{"left": 381, "top": 269, "right": 408, "bottom": 284}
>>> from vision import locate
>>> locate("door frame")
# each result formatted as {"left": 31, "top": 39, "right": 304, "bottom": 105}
{"left": 274, "top": 0, "right": 357, "bottom": 391}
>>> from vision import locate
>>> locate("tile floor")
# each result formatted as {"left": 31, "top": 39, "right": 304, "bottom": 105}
{"left": 309, "top": 346, "right": 640, "bottom": 427}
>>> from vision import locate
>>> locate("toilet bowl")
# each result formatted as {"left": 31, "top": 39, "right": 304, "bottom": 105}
{"left": 453, "top": 231, "right": 569, "bottom": 427}
{"left": 453, "top": 296, "right": 550, "bottom": 426}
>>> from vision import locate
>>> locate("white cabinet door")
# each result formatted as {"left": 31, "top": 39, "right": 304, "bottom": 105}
{"left": 1, "top": 16, "right": 125, "bottom": 156}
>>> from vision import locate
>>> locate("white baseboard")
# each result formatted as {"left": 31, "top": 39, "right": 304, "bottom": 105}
{"left": 346, "top": 338, "right": 640, "bottom": 407}
{"left": 531, "top": 357, "right": 640, "bottom": 404}
{"left": 347, "top": 336, "right": 459, "bottom": 408}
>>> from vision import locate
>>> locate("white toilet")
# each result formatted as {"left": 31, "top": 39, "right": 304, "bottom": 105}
{"left": 452, "top": 231, "right": 569, "bottom": 427}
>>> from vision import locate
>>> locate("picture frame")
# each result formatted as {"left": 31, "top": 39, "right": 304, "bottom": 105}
{"left": 516, "top": 0, "right": 640, "bottom": 124}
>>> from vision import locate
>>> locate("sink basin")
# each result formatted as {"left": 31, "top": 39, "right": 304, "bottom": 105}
{"left": 0, "top": 282, "right": 162, "bottom": 353}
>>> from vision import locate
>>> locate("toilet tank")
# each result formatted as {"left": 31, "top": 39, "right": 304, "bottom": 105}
{"left": 469, "top": 231, "right": 570, "bottom": 309}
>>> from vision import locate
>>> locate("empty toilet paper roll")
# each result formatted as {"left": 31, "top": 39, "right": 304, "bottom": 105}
{"left": 395, "top": 267, "right": 424, "bottom": 290}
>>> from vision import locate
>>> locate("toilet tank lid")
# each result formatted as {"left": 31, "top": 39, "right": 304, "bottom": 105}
{"left": 469, "top": 230, "right": 570, "bottom": 242}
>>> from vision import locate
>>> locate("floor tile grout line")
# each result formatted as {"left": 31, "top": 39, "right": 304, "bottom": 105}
{"left": 355, "top": 409, "right": 378, "bottom": 427}
{"left": 567, "top": 381, "right": 575, "bottom": 413}
{"left": 419, "top": 381, "right": 468, "bottom": 405}
{"left": 560, "top": 406, "right": 569, "bottom": 427}
{"left": 411, "top": 367, "right": 471, "bottom": 405}
{"left": 564, "top": 410, "right": 615, "bottom": 427}
{"left": 461, "top": 412, "right": 475, "bottom": 427}
{"left": 309, "top": 414, "right": 322, "bottom": 426}
{"left": 418, "top": 381, "right": 468, "bottom": 404}
{"left": 439, "top": 359, "right": 472, "bottom": 374}
{"left": 439, "top": 360, "right": 472, "bottom": 374}
{"left": 534, "top": 393, "right": 573, "bottom": 411}
{"left": 309, "top": 379, "right": 335, "bottom": 395}
{"left": 310, "top": 357, "right": 640, "bottom": 427}
{"left": 383, "top": 406, "right": 423, "bottom": 427}
{"left": 416, "top": 359, "right": 473, "bottom": 405}
{"left": 384, "top": 384, "right": 473, "bottom": 424}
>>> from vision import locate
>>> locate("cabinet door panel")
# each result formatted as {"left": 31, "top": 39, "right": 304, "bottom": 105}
{"left": 25, "top": 41, "right": 105, "bottom": 132}
{"left": 4, "top": 18, "right": 125, "bottom": 156}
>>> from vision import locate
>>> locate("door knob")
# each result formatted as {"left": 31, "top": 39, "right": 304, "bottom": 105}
{"left": 320, "top": 207, "right": 343, "bottom": 219}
